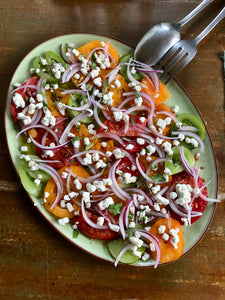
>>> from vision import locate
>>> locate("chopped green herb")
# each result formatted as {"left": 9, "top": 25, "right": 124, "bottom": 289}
{"left": 136, "top": 176, "right": 146, "bottom": 189}
{"left": 109, "top": 202, "right": 122, "bottom": 216}
{"left": 128, "top": 212, "right": 134, "bottom": 220}
{"left": 85, "top": 142, "right": 94, "bottom": 151}
{"left": 102, "top": 79, "right": 109, "bottom": 95}
{"left": 151, "top": 174, "right": 166, "bottom": 182}
{"left": 92, "top": 61, "right": 97, "bottom": 69}
{"left": 72, "top": 136, "right": 82, "bottom": 142}
{"left": 122, "top": 137, "right": 132, "bottom": 142}
{"left": 73, "top": 229, "right": 79, "bottom": 239}
{"left": 135, "top": 90, "right": 140, "bottom": 98}
{"left": 131, "top": 116, "right": 135, "bottom": 126}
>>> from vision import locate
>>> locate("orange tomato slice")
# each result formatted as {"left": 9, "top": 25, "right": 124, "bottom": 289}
{"left": 44, "top": 165, "right": 90, "bottom": 218}
{"left": 149, "top": 218, "right": 184, "bottom": 263}
{"left": 141, "top": 77, "right": 170, "bottom": 106}
{"left": 76, "top": 40, "right": 119, "bottom": 66}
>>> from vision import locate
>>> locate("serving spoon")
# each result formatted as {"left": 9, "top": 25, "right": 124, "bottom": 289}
{"left": 134, "top": 0, "right": 213, "bottom": 65}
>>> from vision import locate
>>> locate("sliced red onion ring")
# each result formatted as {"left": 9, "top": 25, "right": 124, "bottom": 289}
{"left": 81, "top": 199, "right": 109, "bottom": 230}
{"left": 146, "top": 157, "right": 172, "bottom": 175}
{"left": 126, "top": 57, "right": 140, "bottom": 86}
{"left": 198, "top": 193, "right": 220, "bottom": 202}
{"left": 106, "top": 66, "right": 120, "bottom": 83}
{"left": 117, "top": 96, "right": 135, "bottom": 109}
{"left": 16, "top": 124, "right": 59, "bottom": 142}
{"left": 37, "top": 77, "right": 46, "bottom": 93}
{"left": 59, "top": 111, "right": 90, "bottom": 144}
{"left": 93, "top": 106, "right": 108, "bottom": 130}
{"left": 38, "top": 163, "right": 63, "bottom": 210}
{"left": 123, "top": 198, "right": 135, "bottom": 229}
{"left": 179, "top": 126, "right": 199, "bottom": 132}
{"left": 118, "top": 206, "right": 126, "bottom": 240}
{"left": 29, "top": 136, "right": 70, "bottom": 151}
{"left": 61, "top": 101, "right": 91, "bottom": 111}
{"left": 155, "top": 110, "right": 178, "bottom": 123}
{"left": 126, "top": 105, "right": 152, "bottom": 115}
{"left": 136, "top": 155, "right": 163, "bottom": 185}
{"left": 11, "top": 84, "right": 37, "bottom": 94}
{"left": 108, "top": 160, "right": 131, "bottom": 202}
{"left": 126, "top": 188, "right": 153, "bottom": 206}
{"left": 61, "top": 63, "right": 81, "bottom": 83}
{"left": 86, "top": 46, "right": 117, "bottom": 66}
{"left": 168, "top": 198, "right": 202, "bottom": 220}
{"left": 114, "top": 243, "right": 134, "bottom": 267}
{"left": 179, "top": 146, "right": 194, "bottom": 177}
{"left": 70, "top": 149, "right": 106, "bottom": 161}
{"left": 134, "top": 229, "right": 161, "bottom": 268}
{"left": 172, "top": 130, "right": 204, "bottom": 152}
{"left": 96, "top": 132, "right": 125, "bottom": 146}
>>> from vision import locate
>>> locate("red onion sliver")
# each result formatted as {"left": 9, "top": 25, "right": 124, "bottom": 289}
{"left": 38, "top": 163, "right": 63, "bottom": 210}
{"left": 114, "top": 243, "right": 134, "bottom": 267}
{"left": 134, "top": 230, "right": 161, "bottom": 268}
{"left": 172, "top": 130, "right": 204, "bottom": 152}
{"left": 81, "top": 199, "right": 109, "bottom": 230}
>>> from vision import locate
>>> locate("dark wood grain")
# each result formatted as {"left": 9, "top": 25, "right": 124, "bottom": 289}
{"left": 0, "top": 0, "right": 224, "bottom": 299}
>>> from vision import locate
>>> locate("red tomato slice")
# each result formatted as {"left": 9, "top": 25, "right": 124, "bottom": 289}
{"left": 97, "top": 115, "right": 147, "bottom": 137}
{"left": 10, "top": 76, "right": 39, "bottom": 122}
{"left": 72, "top": 211, "right": 120, "bottom": 240}
{"left": 118, "top": 156, "right": 145, "bottom": 177}
{"left": 35, "top": 117, "right": 76, "bottom": 169}
{"left": 172, "top": 171, "right": 208, "bottom": 224}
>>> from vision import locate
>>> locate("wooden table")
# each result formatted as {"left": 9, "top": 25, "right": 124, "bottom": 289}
{"left": 1, "top": 0, "right": 224, "bottom": 299}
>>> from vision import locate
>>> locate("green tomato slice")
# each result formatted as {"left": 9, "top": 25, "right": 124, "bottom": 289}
{"left": 170, "top": 113, "right": 206, "bottom": 140}
{"left": 107, "top": 238, "right": 146, "bottom": 264}
{"left": 67, "top": 95, "right": 94, "bottom": 124}
{"left": 18, "top": 155, "right": 50, "bottom": 197}
{"left": 119, "top": 52, "right": 144, "bottom": 83}
{"left": 165, "top": 146, "right": 195, "bottom": 175}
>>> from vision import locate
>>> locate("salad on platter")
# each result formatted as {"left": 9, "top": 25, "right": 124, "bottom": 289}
{"left": 8, "top": 38, "right": 218, "bottom": 268}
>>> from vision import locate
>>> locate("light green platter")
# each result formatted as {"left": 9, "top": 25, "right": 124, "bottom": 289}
{"left": 4, "top": 34, "right": 218, "bottom": 267}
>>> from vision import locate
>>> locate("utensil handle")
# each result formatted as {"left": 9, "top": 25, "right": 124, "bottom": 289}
{"left": 179, "top": 0, "right": 213, "bottom": 27}
{"left": 194, "top": 6, "right": 225, "bottom": 44}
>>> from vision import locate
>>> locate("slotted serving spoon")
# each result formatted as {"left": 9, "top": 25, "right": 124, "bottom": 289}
{"left": 134, "top": 0, "right": 213, "bottom": 65}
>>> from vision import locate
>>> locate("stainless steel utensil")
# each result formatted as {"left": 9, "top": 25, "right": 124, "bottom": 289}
{"left": 134, "top": 0, "right": 213, "bottom": 65}
{"left": 158, "top": 6, "right": 225, "bottom": 83}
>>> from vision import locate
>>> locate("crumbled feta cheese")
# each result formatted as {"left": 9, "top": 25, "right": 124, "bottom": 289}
{"left": 13, "top": 93, "right": 25, "bottom": 109}
{"left": 66, "top": 202, "right": 74, "bottom": 212}
{"left": 74, "top": 178, "right": 82, "bottom": 190}
{"left": 113, "top": 148, "right": 125, "bottom": 159}
{"left": 129, "top": 236, "right": 144, "bottom": 248}
{"left": 98, "top": 197, "right": 114, "bottom": 210}
{"left": 58, "top": 217, "right": 69, "bottom": 226}
{"left": 97, "top": 216, "right": 105, "bottom": 226}
{"left": 158, "top": 225, "right": 166, "bottom": 234}
{"left": 151, "top": 185, "right": 160, "bottom": 194}
{"left": 137, "top": 138, "right": 145, "bottom": 145}
{"left": 108, "top": 223, "right": 120, "bottom": 232}
{"left": 142, "top": 252, "right": 150, "bottom": 261}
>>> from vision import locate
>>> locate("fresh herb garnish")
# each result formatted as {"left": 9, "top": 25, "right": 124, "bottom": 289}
{"left": 72, "top": 136, "right": 82, "bottom": 142}
{"left": 151, "top": 174, "right": 166, "bottom": 182}
{"left": 73, "top": 229, "right": 79, "bottom": 239}
{"left": 85, "top": 142, "right": 94, "bottom": 151}
{"left": 102, "top": 79, "right": 109, "bottom": 95}
{"left": 122, "top": 137, "right": 132, "bottom": 142}
{"left": 109, "top": 202, "right": 122, "bottom": 216}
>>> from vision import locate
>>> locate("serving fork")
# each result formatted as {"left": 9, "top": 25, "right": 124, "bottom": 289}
{"left": 158, "top": 6, "right": 225, "bottom": 84}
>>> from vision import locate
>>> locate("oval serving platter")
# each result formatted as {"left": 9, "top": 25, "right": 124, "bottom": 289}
{"left": 4, "top": 34, "right": 218, "bottom": 267}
